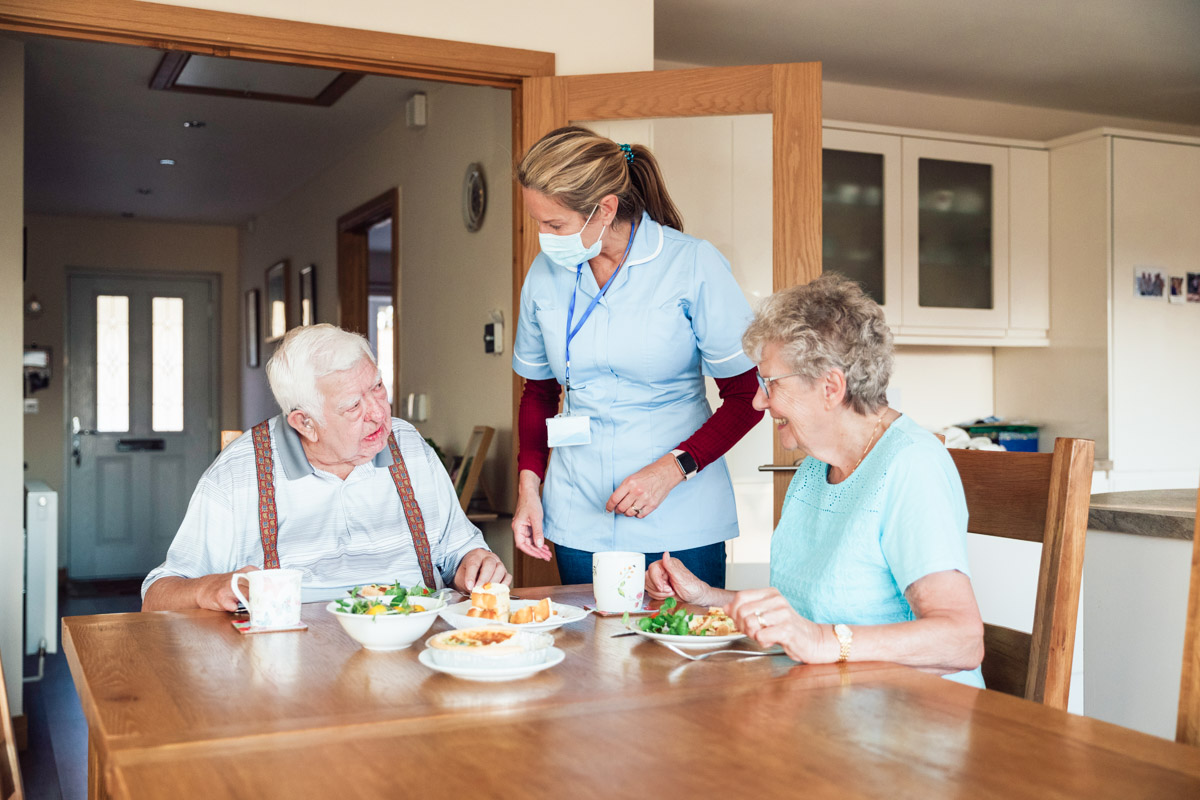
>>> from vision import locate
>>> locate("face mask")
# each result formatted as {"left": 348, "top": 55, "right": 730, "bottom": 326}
{"left": 539, "top": 205, "right": 606, "bottom": 269}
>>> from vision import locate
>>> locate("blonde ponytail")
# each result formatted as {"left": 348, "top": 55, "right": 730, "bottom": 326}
{"left": 517, "top": 126, "right": 684, "bottom": 232}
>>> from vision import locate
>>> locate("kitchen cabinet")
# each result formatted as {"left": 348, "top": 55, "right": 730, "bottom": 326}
{"left": 994, "top": 129, "right": 1200, "bottom": 480}
{"left": 822, "top": 121, "right": 1049, "bottom": 345}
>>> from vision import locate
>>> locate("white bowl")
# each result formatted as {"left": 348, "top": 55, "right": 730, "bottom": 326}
{"left": 326, "top": 596, "right": 446, "bottom": 651}
{"left": 424, "top": 627, "right": 555, "bottom": 669}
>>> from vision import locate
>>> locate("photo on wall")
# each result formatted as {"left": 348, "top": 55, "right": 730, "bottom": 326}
{"left": 1188, "top": 272, "right": 1200, "bottom": 303}
{"left": 1169, "top": 276, "right": 1186, "bottom": 304}
{"left": 1134, "top": 266, "right": 1166, "bottom": 299}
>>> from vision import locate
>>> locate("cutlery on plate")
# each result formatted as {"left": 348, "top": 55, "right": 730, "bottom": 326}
{"left": 658, "top": 642, "right": 786, "bottom": 661}
{"left": 610, "top": 630, "right": 641, "bottom": 638}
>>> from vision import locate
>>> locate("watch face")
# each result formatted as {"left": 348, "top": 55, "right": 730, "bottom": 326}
{"left": 675, "top": 450, "right": 698, "bottom": 476}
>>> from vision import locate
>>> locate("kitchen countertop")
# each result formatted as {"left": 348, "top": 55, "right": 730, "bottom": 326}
{"left": 1087, "top": 489, "right": 1197, "bottom": 540}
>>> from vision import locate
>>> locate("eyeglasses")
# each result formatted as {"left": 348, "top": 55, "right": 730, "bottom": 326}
{"left": 756, "top": 370, "right": 804, "bottom": 399}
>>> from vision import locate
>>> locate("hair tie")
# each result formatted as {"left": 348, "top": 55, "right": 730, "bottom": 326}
{"left": 619, "top": 143, "right": 635, "bottom": 164}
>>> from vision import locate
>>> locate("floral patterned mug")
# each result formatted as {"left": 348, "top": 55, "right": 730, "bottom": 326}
{"left": 592, "top": 551, "right": 645, "bottom": 613}
{"left": 231, "top": 568, "right": 303, "bottom": 628}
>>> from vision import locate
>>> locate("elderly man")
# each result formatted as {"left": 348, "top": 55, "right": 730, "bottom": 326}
{"left": 142, "top": 324, "right": 509, "bottom": 611}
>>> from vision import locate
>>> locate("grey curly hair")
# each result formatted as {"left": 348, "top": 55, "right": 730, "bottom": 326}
{"left": 742, "top": 274, "right": 893, "bottom": 416}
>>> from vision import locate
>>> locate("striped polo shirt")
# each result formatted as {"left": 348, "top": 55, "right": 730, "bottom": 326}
{"left": 142, "top": 416, "right": 487, "bottom": 599}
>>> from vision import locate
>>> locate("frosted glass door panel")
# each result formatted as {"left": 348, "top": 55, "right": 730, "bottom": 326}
{"left": 917, "top": 157, "right": 993, "bottom": 309}
{"left": 823, "top": 148, "right": 885, "bottom": 303}
{"left": 151, "top": 296, "right": 184, "bottom": 432}
{"left": 96, "top": 295, "right": 130, "bottom": 432}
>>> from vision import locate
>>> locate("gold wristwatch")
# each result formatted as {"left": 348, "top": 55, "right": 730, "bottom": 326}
{"left": 833, "top": 623, "right": 853, "bottom": 663}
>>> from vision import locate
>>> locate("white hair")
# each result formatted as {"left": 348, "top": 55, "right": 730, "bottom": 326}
{"left": 265, "top": 324, "right": 377, "bottom": 426}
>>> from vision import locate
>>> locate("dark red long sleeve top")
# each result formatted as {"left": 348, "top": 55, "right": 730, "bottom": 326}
{"left": 517, "top": 366, "right": 763, "bottom": 482}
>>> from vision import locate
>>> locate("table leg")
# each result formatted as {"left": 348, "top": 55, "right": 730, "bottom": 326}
{"left": 88, "top": 732, "right": 110, "bottom": 800}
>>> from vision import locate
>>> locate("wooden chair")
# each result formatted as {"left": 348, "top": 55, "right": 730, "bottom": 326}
{"left": 220, "top": 430, "right": 243, "bottom": 451}
{"left": 1177, "top": 482, "right": 1200, "bottom": 746}
{"left": 0, "top": 649, "right": 24, "bottom": 800}
{"left": 948, "top": 437, "right": 1094, "bottom": 710}
{"left": 453, "top": 426, "right": 495, "bottom": 512}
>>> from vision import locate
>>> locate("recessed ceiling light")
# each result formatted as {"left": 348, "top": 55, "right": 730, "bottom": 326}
{"left": 159, "top": 158, "right": 176, "bottom": 166}
{"left": 136, "top": 188, "right": 152, "bottom": 195}
{"left": 183, "top": 120, "right": 206, "bottom": 128}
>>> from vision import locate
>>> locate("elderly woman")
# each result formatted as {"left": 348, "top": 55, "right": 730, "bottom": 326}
{"left": 646, "top": 275, "right": 984, "bottom": 686}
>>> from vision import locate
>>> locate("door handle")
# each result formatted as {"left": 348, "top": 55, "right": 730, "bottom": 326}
{"left": 72, "top": 416, "right": 99, "bottom": 466}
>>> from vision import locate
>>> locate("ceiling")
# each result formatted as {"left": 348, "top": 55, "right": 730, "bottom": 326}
{"left": 14, "top": 0, "right": 1200, "bottom": 226}
{"left": 20, "top": 35, "right": 429, "bottom": 226}
{"left": 655, "top": 0, "right": 1200, "bottom": 126}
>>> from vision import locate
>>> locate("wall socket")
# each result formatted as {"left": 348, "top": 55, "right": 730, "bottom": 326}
{"left": 24, "top": 398, "right": 38, "bottom": 414}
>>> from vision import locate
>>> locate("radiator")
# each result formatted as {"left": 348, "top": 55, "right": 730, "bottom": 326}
{"left": 24, "top": 479, "right": 58, "bottom": 655}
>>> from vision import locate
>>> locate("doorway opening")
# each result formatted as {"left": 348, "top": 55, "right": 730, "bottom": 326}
{"left": 337, "top": 188, "right": 399, "bottom": 411}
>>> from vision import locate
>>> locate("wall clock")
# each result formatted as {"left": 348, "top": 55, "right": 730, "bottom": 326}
{"left": 463, "top": 162, "right": 487, "bottom": 232}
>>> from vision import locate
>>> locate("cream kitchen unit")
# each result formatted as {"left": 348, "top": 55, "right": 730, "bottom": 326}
{"left": 823, "top": 121, "right": 1049, "bottom": 346}
{"left": 995, "top": 129, "right": 1200, "bottom": 489}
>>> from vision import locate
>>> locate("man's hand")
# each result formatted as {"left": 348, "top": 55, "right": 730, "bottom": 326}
{"left": 142, "top": 565, "right": 259, "bottom": 612}
{"left": 453, "top": 548, "right": 512, "bottom": 593}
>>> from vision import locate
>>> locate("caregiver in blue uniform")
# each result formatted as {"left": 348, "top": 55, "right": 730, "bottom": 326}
{"left": 511, "top": 126, "right": 763, "bottom": 586}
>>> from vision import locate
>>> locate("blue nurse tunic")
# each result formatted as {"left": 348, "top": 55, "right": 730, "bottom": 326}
{"left": 513, "top": 211, "right": 756, "bottom": 554}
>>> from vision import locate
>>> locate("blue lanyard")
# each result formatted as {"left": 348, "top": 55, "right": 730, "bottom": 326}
{"left": 564, "top": 219, "right": 639, "bottom": 397}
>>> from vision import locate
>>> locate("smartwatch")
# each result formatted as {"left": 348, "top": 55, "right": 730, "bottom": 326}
{"left": 670, "top": 449, "right": 698, "bottom": 480}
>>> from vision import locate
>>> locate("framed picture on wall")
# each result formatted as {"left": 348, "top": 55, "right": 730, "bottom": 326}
{"left": 264, "top": 259, "right": 289, "bottom": 341}
{"left": 299, "top": 263, "right": 316, "bottom": 326}
{"left": 245, "top": 288, "right": 260, "bottom": 367}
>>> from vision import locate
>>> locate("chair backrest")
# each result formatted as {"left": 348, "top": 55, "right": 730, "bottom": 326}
{"left": 454, "top": 426, "right": 495, "bottom": 511}
{"left": 948, "top": 437, "right": 1094, "bottom": 710}
{"left": 0, "top": 649, "right": 24, "bottom": 800}
{"left": 1177, "top": 483, "right": 1200, "bottom": 746}
{"left": 220, "top": 430, "right": 243, "bottom": 451}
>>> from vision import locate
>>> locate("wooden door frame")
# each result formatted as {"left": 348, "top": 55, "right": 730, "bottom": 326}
{"left": 514, "top": 64, "right": 823, "bottom": 585}
{"left": 336, "top": 188, "right": 400, "bottom": 412}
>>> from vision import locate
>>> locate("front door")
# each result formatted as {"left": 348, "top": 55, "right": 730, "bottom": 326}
{"left": 66, "top": 272, "right": 218, "bottom": 580}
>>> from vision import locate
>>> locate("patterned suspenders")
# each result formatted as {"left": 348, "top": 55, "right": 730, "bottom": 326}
{"left": 249, "top": 420, "right": 438, "bottom": 588}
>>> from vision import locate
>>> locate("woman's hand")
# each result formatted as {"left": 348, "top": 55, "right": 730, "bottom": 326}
{"left": 645, "top": 552, "right": 718, "bottom": 605}
{"left": 512, "top": 470, "right": 552, "bottom": 561}
{"left": 726, "top": 588, "right": 830, "bottom": 662}
{"left": 606, "top": 453, "right": 684, "bottom": 518}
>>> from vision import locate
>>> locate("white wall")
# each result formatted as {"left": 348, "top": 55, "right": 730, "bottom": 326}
{"left": 239, "top": 81, "right": 516, "bottom": 509}
{"left": 0, "top": 36, "right": 25, "bottom": 717}
{"left": 22, "top": 215, "right": 241, "bottom": 567}
{"left": 154, "top": 0, "right": 654, "bottom": 75}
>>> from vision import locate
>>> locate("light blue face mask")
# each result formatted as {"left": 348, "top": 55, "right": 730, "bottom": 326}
{"left": 538, "top": 205, "right": 607, "bottom": 269}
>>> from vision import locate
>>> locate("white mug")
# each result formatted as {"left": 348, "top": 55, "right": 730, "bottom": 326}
{"left": 231, "top": 568, "right": 303, "bottom": 628}
{"left": 592, "top": 551, "right": 645, "bottom": 612}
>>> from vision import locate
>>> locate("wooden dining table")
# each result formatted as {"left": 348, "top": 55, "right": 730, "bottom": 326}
{"left": 65, "top": 585, "right": 1200, "bottom": 798}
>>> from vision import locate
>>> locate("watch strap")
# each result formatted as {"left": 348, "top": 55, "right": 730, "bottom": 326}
{"left": 834, "top": 623, "right": 853, "bottom": 663}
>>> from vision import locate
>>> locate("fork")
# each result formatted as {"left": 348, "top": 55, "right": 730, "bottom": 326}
{"left": 657, "top": 641, "right": 786, "bottom": 661}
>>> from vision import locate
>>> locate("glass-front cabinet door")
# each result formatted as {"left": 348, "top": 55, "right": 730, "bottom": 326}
{"left": 821, "top": 128, "right": 901, "bottom": 325}
{"left": 900, "top": 138, "right": 1010, "bottom": 330}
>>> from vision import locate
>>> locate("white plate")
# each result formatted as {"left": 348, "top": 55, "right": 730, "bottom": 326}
{"left": 439, "top": 599, "right": 588, "bottom": 632}
{"left": 631, "top": 628, "right": 747, "bottom": 650}
{"left": 418, "top": 646, "right": 565, "bottom": 682}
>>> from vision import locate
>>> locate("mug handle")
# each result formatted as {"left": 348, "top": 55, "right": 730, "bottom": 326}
{"left": 230, "top": 572, "right": 252, "bottom": 609}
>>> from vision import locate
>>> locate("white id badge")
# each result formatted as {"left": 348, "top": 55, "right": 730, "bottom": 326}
{"left": 546, "top": 414, "right": 592, "bottom": 447}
